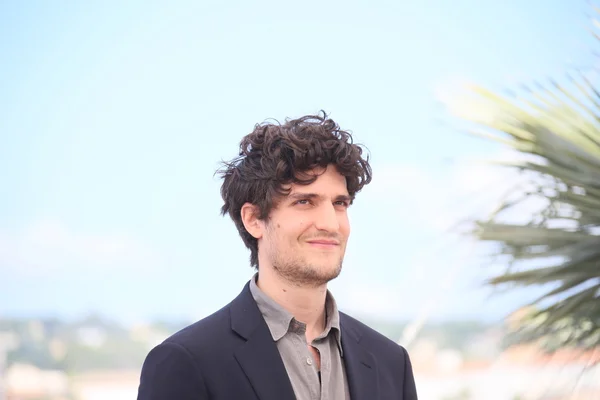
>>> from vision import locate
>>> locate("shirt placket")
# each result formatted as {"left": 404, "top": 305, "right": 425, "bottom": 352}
{"left": 291, "top": 320, "right": 321, "bottom": 400}
{"left": 313, "top": 338, "right": 330, "bottom": 400}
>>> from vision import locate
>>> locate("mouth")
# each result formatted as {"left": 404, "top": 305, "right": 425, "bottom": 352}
{"left": 306, "top": 240, "right": 340, "bottom": 249}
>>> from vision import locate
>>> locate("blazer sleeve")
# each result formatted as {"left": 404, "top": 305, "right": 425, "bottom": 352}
{"left": 137, "top": 342, "right": 209, "bottom": 400}
{"left": 402, "top": 347, "right": 418, "bottom": 400}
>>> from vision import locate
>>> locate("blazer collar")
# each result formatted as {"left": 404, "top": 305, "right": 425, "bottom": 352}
{"left": 230, "top": 282, "right": 296, "bottom": 400}
{"left": 229, "top": 282, "right": 380, "bottom": 400}
{"left": 340, "top": 313, "right": 380, "bottom": 400}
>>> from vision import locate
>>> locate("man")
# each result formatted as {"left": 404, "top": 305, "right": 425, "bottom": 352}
{"left": 137, "top": 112, "right": 418, "bottom": 400}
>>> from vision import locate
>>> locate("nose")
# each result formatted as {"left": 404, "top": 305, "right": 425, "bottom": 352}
{"left": 314, "top": 203, "right": 340, "bottom": 232}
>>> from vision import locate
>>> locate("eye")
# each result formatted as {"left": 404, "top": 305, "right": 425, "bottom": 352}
{"left": 295, "top": 199, "right": 312, "bottom": 206}
{"left": 334, "top": 200, "right": 350, "bottom": 208}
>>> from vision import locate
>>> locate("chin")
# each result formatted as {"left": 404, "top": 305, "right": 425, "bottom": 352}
{"left": 315, "top": 263, "right": 343, "bottom": 280}
{"left": 273, "top": 255, "right": 343, "bottom": 286}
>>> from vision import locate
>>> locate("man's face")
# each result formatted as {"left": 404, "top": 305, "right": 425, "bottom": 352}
{"left": 260, "top": 165, "right": 352, "bottom": 287}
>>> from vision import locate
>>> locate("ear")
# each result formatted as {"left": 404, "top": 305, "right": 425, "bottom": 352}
{"left": 240, "top": 202, "right": 264, "bottom": 239}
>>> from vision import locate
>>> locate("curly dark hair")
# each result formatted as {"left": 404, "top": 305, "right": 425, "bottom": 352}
{"left": 217, "top": 111, "right": 372, "bottom": 268}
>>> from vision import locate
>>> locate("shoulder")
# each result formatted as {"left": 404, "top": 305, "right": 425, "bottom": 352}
{"left": 340, "top": 312, "right": 409, "bottom": 359}
{"left": 160, "top": 302, "right": 240, "bottom": 360}
{"left": 165, "top": 304, "right": 232, "bottom": 347}
{"left": 137, "top": 304, "right": 237, "bottom": 399}
{"left": 340, "top": 312, "right": 418, "bottom": 399}
{"left": 138, "top": 340, "right": 209, "bottom": 399}
{"left": 147, "top": 282, "right": 256, "bottom": 362}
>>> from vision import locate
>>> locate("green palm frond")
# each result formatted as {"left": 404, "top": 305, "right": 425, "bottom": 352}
{"left": 452, "top": 75, "right": 600, "bottom": 351}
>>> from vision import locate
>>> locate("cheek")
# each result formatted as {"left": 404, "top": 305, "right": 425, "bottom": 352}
{"left": 272, "top": 220, "right": 307, "bottom": 241}
{"left": 294, "top": 218, "right": 308, "bottom": 230}
{"left": 289, "top": 220, "right": 311, "bottom": 241}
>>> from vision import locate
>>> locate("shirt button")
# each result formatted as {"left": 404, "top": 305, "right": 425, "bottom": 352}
{"left": 306, "top": 357, "right": 313, "bottom": 365}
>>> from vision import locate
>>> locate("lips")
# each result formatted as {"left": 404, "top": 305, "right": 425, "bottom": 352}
{"left": 306, "top": 239, "right": 340, "bottom": 247}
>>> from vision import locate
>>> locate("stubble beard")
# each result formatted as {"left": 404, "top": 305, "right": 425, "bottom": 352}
{"left": 271, "top": 251, "right": 344, "bottom": 288}
{"left": 263, "top": 221, "right": 346, "bottom": 288}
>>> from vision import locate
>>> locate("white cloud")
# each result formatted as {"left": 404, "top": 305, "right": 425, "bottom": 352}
{"left": 0, "top": 219, "right": 162, "bottom": 277}
{"left": 365, "top": 153, "right": 540, "bottom": 238}
{"left": 363, "top": 164, "right": 457, "bottom": 233}
{"left": 340, "top": 155, "right": 549, "bottom": 321}
{"left": 432, "top": 76, "right": 501, "bottom": 125}
{"left": 431, "top": 76, "right": 551, "bottom": 225}
{"left": 448, "top": 153, "right": 548, "bottom": 224}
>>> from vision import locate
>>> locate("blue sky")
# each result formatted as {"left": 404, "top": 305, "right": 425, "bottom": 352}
{"left": 0, "top": 0, "right": 596, "bottom": 326}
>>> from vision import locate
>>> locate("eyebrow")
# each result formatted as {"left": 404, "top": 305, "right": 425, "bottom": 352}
{"left": 288, "top": 192, "right": 353, "bottom": 203}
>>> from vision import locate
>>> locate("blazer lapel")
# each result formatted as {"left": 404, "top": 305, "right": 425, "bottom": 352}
{"left": 230, "top": 283, "right": 296, "bottom": 400}
{"left": 341, "top": 314, "right": 379, "bottom": 400}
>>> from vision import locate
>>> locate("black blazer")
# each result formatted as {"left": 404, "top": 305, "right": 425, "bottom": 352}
{"left": 137, "top": 282, "right": 418, "bottom": 400}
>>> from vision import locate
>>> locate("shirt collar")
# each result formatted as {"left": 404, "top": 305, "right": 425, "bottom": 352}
{"left": 249, "top": 273, "right": 343, "bottom": 354}
{"left": 249, "top": 273, "right": 294, "bottom": 341}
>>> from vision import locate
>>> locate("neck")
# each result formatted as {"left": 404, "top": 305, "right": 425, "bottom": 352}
{"left": 256, "top": 266, "right": 327, "bottom": 337}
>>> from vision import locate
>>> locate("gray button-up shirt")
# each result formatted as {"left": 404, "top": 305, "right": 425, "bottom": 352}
{"left": 250, "top": 275, "right": 351, "bottom": 400}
